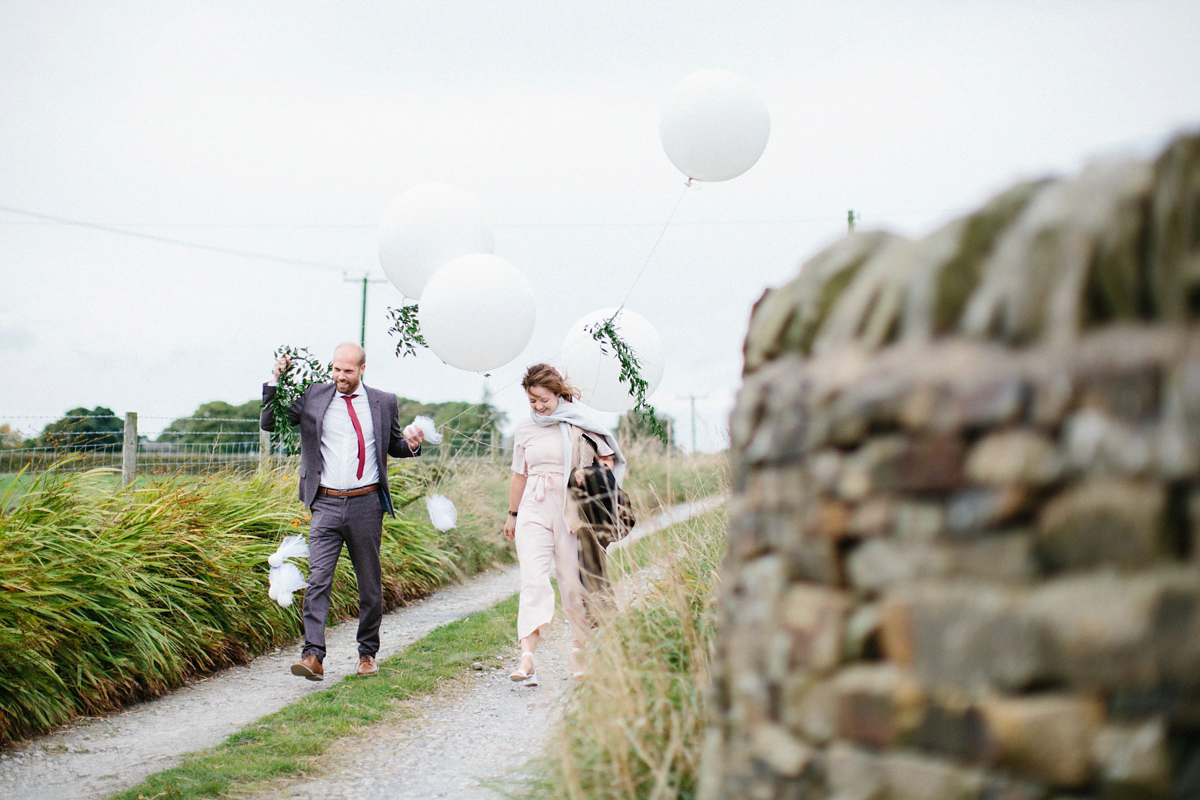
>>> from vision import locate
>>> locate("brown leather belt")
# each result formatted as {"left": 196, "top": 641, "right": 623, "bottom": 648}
{"left": 318, "top": 484, "right": 379, "bottom": 498}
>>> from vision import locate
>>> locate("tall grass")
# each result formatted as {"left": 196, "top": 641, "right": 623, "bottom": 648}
{"left": 513, "top": 508, "right": 728, "bottom": 800}
{"left": 0, "top": 459, "right": 507, "bottom": 746}
{"left": 619, "top": 441, "right": 728, "bottom": 519}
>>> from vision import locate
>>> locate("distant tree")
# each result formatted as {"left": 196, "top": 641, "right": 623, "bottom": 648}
{"left": 159, "top": 400, "right": 260, "bottom": 445}
{"left": 618, "top": 409, "right": 677, "bottom": 451}
{"left": 0, "top": 424, "right": 24, "bottom": 450}
{"left": 40, "top": 407, "right": 123, "bottom": 451}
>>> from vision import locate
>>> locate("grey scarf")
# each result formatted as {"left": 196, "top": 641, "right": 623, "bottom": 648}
{"left": 530, "top": 402, "right": 627, "bottom": 503}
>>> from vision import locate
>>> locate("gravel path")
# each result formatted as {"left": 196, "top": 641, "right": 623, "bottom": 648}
{"left": 0, "top": 566, "right": 522, "bottom": 800}
{"left": 252, "top": 496, "right": 728, "bottom": 800}
{"left": 249, "top": 620, "right": 574, "bottom": 800}
{"left": 1, "top": 496, "right": 725, "bottom": 800}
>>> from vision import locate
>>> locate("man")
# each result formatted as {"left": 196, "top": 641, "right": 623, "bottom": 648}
{"left": 260, "top": 342, "right": 424, "bottom": 680}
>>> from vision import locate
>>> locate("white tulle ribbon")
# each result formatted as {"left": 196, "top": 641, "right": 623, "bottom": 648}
{"left": 267, "top": 534, "right": 309, "bottom": 567}
{"left": 268, "top": 562, "right": 309, "bottom": 608}
{"left": 404, "top": 415, "right": 443, "bottom": 445}
{"left": 426, "top": 493, "right": 458, "bottom": 531}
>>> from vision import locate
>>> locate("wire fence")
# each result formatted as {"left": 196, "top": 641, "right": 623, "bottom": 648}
{"left": 0, "top": 413, "right": 508, "bottom": 478}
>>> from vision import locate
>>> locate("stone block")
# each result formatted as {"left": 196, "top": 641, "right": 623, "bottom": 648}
{"left": 1091, "top": 718, "right": 1171, "bottom": 799}
{"left": 847, "top": 539, "right": 950, "bottom": 594}
{"left": 779, "top": 585, "right": 851, "bottom": 673}
{"left": 913, "top": 699, "right": 994, "bottom": 764}
{"left": 881, "top": 751, "right": 988, "bottom": 800}
{"left": 1027, "top": 571, "right": 1161, "bottom": 690}
{"left": 1063, "top": 409, "right": 1156, "bottom": 477}
{"left": 847, "top": 531, "right": 1035, "bottom": 590}
{"left": 825, "top": 742, "right": 887, "bottom": 800}
{"left": 878, "top": 436, "right": 967, "bottom": 493}
{"left": 837, "top": 437, "right": 909, "bottom": 501}
{"left": 749, "top": 722, "right": 813, "bottom": 778}
{"left": 812, "top": 499, "right": 852, "bottom": 540}
{"left": 741, "top": 467, "right": 810, "bottom": 513}
{"left": 881, "top": 584, "right": 1050, "bottom": 693}
{"left": 1037, "top": 480, "right": 1168, "bottom": 572}
{"left": 945, "top": 486, "right": 1031, "bottom": 537}
{"left": 1077, "top": 364, "right": 1162, "bottom": 422}
{"left": 966, "top": 428, "right": 1063, "bottom": 486}
{"left": 894, "top": 501, "right": 945, "bottom": 543}
{"left": 949, "top": 532, "right": 1037, "bottom": 584}
{"left": 1028, "top": 569, "right": 1200, "bottom": 691}
{"left": 981, "top": 694, "right": 1104, "bottom": 787}
{"left": 833, "top": 664, "right": 924, "bottom": 748}
{"left": 901, "top": 375, "right": 1028, "bottom": 434}
{"left": 848, "top": 497, "right": 896, "bottom": 537}
{"left": 809, "top": 449, "right": 843, "bottom": 495}
{"left": 781, "top": 675, "right": 838, "bottom": 744}
{"left": 764, "top": 512, "right": 844, "bottom": 586}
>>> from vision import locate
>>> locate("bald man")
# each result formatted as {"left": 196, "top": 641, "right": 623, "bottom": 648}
{"left": 260, "top": 342, "right": 424, "bottom": 680}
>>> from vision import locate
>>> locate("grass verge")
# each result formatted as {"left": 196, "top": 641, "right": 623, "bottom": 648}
{"left": 0, "top": 459, "right": 509, "bottom": 745}
{"left": 110, "top": 593, "right": 518, "bottom": 800}
{"left": 510, "top": 509, "right": 727, "bottom": 800}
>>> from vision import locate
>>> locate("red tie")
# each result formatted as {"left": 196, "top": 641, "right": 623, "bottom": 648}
{"left": 342, "top": 394, "right": 366, "bottom": 480}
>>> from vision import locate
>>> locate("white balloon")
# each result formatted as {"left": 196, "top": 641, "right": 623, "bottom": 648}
{"left": 378, "top": 183, "right": 496, "bottom": 299}
{"left": 659, "top": 69, "right": 770, "bottom": 182}
{"left": 558, "top": 308, "right": 665, "bottom": 413}
{"left": 419, "top": 254, "right": 536, "bottom": 372}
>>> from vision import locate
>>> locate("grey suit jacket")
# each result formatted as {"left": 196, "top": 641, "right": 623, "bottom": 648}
{"left": 259, "top": 382, "right": 419, "bottom": 515}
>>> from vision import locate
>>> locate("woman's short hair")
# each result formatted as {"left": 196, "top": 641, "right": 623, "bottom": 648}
{"left": 522, "top": 363, "right": 581, "bottom": 402}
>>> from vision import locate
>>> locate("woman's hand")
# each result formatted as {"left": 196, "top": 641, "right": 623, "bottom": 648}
{"left": 503, "top": 514, "right": 517, "bottom": 541}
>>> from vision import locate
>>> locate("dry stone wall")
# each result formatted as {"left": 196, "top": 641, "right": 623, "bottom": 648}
{"left": 708, "top": 133, "right": 1200, "bottom": 799}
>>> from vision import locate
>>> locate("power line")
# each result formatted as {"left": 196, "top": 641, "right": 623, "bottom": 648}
{"left": 0, "top": 204, "right": 352, "bottom": 274}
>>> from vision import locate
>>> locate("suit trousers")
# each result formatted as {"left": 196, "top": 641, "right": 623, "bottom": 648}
{"left": 302, "top": 491, "right": 384, "bottom": 660}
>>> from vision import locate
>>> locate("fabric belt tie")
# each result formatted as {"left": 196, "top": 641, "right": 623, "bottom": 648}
{"left": 342, "top": 393, "right": 366, "bottom": 480}
{"left": 527, "top": 470, "right": 559, "bottom": 503}
{"left": 318, "top": 484, "right": 379, "bottom": 498}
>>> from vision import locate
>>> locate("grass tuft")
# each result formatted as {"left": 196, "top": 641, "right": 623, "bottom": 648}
{"left": 0, "top": 459, "right": 508, "bottom": 745}
{"left": 510, "top": 508, "right": 728, "bottom": 800}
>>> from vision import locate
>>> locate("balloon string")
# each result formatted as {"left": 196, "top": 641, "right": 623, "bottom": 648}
{"left": 405, "top": 181, "right": 694, "bottom": 443}
{"left": 612, "top": 181, "right": 692, "bottom": 318}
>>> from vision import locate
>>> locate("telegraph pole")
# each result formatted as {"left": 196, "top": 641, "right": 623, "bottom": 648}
{"left": 677, "top": 393, "right": 707, "bottom": 453}
{"left": 343, "top": 272, "right": 390, "bottom": 348}
{"left": 848, "top": 209, "right": 858, "bottom": 232}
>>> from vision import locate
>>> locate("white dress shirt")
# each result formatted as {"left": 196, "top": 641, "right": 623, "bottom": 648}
{"left": 319, "top": 383, "right": 380, "bottom": 490}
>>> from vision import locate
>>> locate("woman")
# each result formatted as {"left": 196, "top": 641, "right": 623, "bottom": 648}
{"left": 503, "top": 363, "right": 625, "bottom": 686}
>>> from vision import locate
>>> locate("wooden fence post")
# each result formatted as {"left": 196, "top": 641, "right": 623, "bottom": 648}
{"left": 259, "top": 428, "right": 271, "bottom": 468}
{"left": 121, "top": 412, "right": 138, "bottom": 486}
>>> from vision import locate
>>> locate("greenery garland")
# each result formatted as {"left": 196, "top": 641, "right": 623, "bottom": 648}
{"left": 386, "top": 304, "right": 427, "bottom": 359}
{"left": 266, "top": 346, "right": 331, "bottom": 455}
{"left": 587, "top": 315, "right": 668, "bottom": 443}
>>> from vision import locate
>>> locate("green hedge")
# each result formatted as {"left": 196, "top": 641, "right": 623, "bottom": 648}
{"left": 0, "top": 461, "right": 494, "bottom": 745}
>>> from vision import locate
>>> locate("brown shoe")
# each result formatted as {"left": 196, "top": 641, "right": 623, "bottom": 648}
{"left": 290, "top": 653, "right": 324, "bottom": 681}
{"left": 356, "top": 654, "right": 378, "bottom": 677}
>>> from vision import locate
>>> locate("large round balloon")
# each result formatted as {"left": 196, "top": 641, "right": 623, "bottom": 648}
{"left": 659, "top": 69, "right": 770, "bottom": 183}
{"left": 378, "top": 183, "right": 495, "bottom": 299}
{"left": 419, "top": 254, "right": 536, "bottom": 372}
{"left": 559, "top": 308, "right": 665, "bottom": 413}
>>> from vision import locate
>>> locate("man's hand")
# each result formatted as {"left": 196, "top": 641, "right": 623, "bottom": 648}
{"left": 403, "top": 425, "right": 424, "bottom": 453}
{"left": 272, "top": 354, "right": 292, "bottom": 382}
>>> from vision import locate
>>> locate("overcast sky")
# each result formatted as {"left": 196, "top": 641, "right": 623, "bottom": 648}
{"left": 3, "top": 1, "right": 1199, "bottom": 450}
